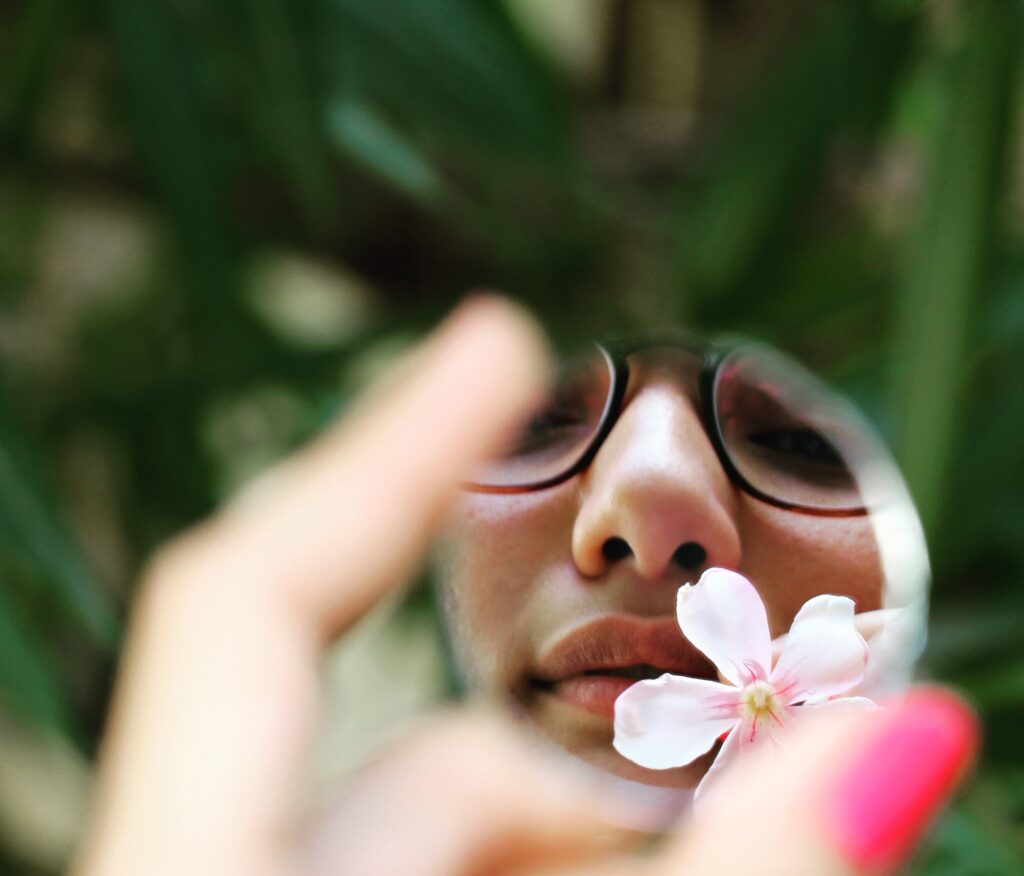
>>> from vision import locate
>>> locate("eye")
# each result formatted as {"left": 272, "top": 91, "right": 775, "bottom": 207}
{"left": 502, "top": 355, "right": 611, "bottom": 460}
{"left": 746, "top": 427, "right": 844, "bottom": 467}
{"left": 506, "top": 403, "right": 589, "bottom": 457}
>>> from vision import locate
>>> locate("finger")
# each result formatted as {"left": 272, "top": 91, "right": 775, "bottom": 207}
{"left": 72, "top": 297, "right": 549, "bottom": 876}
{"left": 771, "top": 608, "right": 902, "bottom": 664}
{"left": 659, "top": 688, "right": 978, "bottom": 876}
{"left": 185, "top": 292, "right": 549, "bottom": 637}
{"left": 303, "top": 710, "right": 642, "bottom": 876}
{"left": 851, "top": 608, "right": 904, "bottom": 641}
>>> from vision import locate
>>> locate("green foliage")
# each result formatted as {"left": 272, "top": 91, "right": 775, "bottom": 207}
{"left": 676, "top": 0, "right": 911, "bottom": 305}
{"left": 890, "top": 0, "right": 1022, "bottom": 534}
{"left": 0, "top": 397, "right": 117, "bottom": 648}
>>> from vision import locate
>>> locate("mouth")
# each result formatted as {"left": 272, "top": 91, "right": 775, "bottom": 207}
{"left": 526, "top": 617, "right": 718, "bottom": 720}
{"left": 531, "top": 666, "right": 683, "bottom": 720}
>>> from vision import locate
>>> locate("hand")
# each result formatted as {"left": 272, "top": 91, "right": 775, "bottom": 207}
{"left": 770, "top": 608, "right": 908, "bottom": 665}
{"left": 70, "top": 297, "right": 977, "bottom": 876}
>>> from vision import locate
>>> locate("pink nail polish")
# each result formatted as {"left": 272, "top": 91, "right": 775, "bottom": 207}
{"left": 823, "top": 689, "right": 978, "bottom": 874}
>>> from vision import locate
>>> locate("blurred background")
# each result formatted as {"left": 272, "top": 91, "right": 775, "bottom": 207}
{"left": 1, "top": 0, "right": 1022, "bottom": 872}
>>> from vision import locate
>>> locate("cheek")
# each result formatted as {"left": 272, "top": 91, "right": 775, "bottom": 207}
{"left": 433, "top": 491, "right": 575, "bottom": 687}
{"left": 737, "top": 500, "right": 884, "bottom": 636}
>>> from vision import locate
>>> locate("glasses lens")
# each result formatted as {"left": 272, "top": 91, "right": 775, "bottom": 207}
{"left": 467, "top": 347, "right": 613, "bottom": 489}
{"left": 714, "top": 348, "right": 882, "bottom": 511}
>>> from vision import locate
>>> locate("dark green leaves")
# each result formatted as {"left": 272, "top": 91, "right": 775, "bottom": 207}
{"left": 0, "top": 398, "right": 116, "bottom": 649}
{"left": 889, "top": 0, "right": 1022, "bottom": 535}
{"left": 0, "top": 395, "right": 116, "bottom": 739}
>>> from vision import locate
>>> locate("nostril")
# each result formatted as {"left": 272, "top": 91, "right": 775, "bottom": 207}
{"left": 673, "top": 541, "right": 707, "bottom": 570}
{"left": 601, "top": 537, "right": 632, "bottom": 562}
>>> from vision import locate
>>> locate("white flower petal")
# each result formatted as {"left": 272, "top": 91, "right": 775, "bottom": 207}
{"left": 676, "top": 568, "right": 772, "bottom": 686}
{"left": 800, "top": 696, "right": 878, "bottom": 714}
{"left": 613, "top": 674, "right": 739, "bottom": 770}
{"left": 693, "top": 703, "right": 800, "bottom": 814}
{"left": 692, "top": 723, "right": 750, "bottom": 813}
{"left": 772, "top": 595, "right": 868, "bottom": 704}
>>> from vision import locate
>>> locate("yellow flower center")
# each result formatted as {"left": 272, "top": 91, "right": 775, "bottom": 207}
{"left": 738, "top": 680, "right": 781, "bottom": 722}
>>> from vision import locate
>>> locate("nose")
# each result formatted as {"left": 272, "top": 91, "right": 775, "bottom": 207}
{"left": 571, "top": 379, "right": 742, "bottom": 583}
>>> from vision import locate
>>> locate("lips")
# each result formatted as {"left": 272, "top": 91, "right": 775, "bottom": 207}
{"left": 529, "top": 616, "right": 718, "bottom": 719}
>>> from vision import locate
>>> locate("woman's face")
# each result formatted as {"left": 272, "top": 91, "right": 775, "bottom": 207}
{"left": 434, "top": 348, "right": 884, "bottom": 788}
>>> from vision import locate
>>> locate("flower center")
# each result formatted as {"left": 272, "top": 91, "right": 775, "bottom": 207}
{"left": 738, "top": 680, "right": 782, "bottom": 722}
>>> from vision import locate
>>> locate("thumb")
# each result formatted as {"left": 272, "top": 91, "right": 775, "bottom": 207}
{"left": 662, "top": 688, "right": 978, "bottom": 876}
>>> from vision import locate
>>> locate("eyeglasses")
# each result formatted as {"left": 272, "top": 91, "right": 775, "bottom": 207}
{"left": 462, "top": 332, "right": 887, "bottom": 516}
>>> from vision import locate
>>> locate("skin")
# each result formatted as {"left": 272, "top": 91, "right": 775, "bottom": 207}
{"left": 436, "top": 351, "right": 883, "bottom": 788}
{"left": 69, "top": 299, "right": 968, "bottom": 876}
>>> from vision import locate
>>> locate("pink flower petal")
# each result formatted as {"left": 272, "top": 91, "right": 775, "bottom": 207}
{"left": 676, "top": 568, "right": 771, "bottom": 686}
{"left": 772, "top": 595, "right": 868, "bottom": 705}
{"left": 613, "top": 674, "right": 739, "bottom": 770}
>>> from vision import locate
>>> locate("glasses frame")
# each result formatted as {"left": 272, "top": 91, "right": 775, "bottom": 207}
{"left": 462, "top": 331, "right": 868, "bottom": 517}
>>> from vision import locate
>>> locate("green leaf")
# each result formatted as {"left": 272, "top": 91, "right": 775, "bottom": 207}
{"left": 888, "top": 0, "right": 1022, "bottom": 535}
{"left": 239, "top": 0, "right": 334, "bottom": 230}
{"left": 0, "top": 397, "right": 117, "bottom": 648}
{"left": 677, "top": 2, "right": 864, "bottom": 298}
{"left": 328, "top": 0, "right": 567, "bottom": 164}
{"left": 913, "top": 793, "right": 1024, "bottom": 875}
{"left": 0, "top": 573, "right": 74, "bottom": 736}
{"left": 956, "top": 659, "right": 1024, "bottom": 712}
{"left": 0, "top": 0, "right": 71, "bottom": 139}
{"left": 676, "top": 1, "right": 913, "bottom": 316}
{"left": 926, "top": 601, "right": 1024, "bottom": 676}
{"left": 101, "top": 0, "right": 243, "bottom": 346}
{"left": 328, "top": 99, "right": 445, "bottom": 207}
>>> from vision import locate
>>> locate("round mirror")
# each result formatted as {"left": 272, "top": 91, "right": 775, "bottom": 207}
{"left": 430, "top": 328, "right": 928, "bottom": 828}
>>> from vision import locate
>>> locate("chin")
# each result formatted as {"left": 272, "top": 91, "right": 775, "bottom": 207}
{"left": 519, "top": 685, "right": 715, "bottom": 789}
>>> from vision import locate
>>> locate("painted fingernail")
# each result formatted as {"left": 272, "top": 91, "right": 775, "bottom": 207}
{"left": 823, "top": 688, "right": 979, "bottom": 874}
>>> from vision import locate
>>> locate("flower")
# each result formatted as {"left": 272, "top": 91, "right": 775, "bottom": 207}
{"left": 612, "top": 567, "right": 874, "bottom": 804}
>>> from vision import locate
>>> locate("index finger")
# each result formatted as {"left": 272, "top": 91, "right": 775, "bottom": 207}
{"left": 172, "top": 293, "right": 549, "bottom": 637}
{"left": 72, "top": 296, "right": 549, "bottom": 876}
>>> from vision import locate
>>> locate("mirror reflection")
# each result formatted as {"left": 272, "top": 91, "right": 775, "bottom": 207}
{"left": 433, "top": 329, "right": 927, "bottom": 817}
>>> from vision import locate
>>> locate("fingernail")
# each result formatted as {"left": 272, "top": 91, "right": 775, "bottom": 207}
{"left": 822, "top": 688, "right": 978, "bottom": 873}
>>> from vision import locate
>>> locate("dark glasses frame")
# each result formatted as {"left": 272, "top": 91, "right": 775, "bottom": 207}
{"left": 462, "top": 331, "right": 868, "bottom": 517}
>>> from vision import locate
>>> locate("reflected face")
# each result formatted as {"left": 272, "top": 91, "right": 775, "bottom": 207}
{"left": 434, "top": 346, "right": 884, "bottom": 788}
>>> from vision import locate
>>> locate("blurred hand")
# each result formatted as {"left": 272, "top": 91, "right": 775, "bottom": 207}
{"left": 70, "top": 297, "right": 977, "bottom": 876}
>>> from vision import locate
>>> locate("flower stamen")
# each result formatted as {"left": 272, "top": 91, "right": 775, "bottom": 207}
{"left": 737, "top": 679, "right": 785, "bottom": 743}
